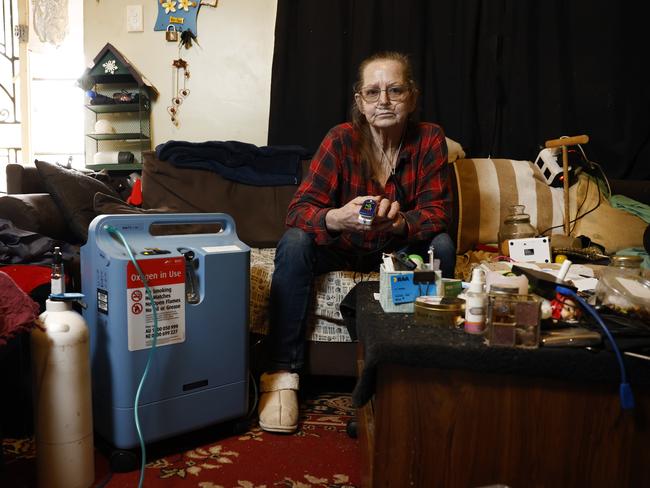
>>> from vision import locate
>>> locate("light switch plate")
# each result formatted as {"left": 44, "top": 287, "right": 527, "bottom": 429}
{"left": 126, "top": 5, "right": 144, "bottom": 32}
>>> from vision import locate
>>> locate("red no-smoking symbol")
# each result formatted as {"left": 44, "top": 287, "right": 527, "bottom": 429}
{"left": 132, "top": 303, "right": 143, "bottom": 314}
{"left": 131, "top": 290, "right": 143, "bottom": 302}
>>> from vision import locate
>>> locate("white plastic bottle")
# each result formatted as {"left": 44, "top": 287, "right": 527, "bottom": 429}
{"left": 464, "top": 267, "right": 488, "bottom": 334}
{"left": 31, "top": 266, "right": 94, "bottom": 487}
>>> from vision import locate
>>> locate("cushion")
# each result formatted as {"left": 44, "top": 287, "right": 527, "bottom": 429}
{"left": 445, "top": 137, "right": 465, "bottom": 163}
{"left": 93, "top": 193, "right": 225, "bottom": 236}
{"left": 6, "top": 163, "right": 47, "bottom": 194}
{"left": 453, "top": 158, "right": 647, "bottom": 254}
{"left": 93, "top": 192, "right": 171, "bottom": 215}
{"left": 249, "top": 248, "right": 378, "bottom": 342}
{"left": 453, "top": 158, "right": 565, "bottom": 253}
{"left": 34, "top": 160, "right": 122, "bottom": 243}
{"left": 0, "top": 193, "right": 70, "bottom": 240}
{"left": 141, "top": 152, "right": 305, "bottom": 248}
{"left": 571, "top": 177, "right": 647, "bottom": 253}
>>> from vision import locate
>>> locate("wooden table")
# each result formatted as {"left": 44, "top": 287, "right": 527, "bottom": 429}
{"left": 351, "top": 282, "right": 650, "bottom": 488}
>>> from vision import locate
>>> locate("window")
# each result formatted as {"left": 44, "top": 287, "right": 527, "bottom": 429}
{"left": 0, "top": 0, "right": 84, "bottom": 192}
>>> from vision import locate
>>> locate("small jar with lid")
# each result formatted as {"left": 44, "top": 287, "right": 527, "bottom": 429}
{"left": 609, "top": 255, "right": 643, "bottom": 277}
{"left": 498, "top": 205, "right": 537, "bottom": 256}
{"left": 414, "top": 296, "right": 465, "bottom": 328}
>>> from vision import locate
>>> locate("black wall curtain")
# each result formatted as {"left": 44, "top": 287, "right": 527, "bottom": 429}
{"left": 268, "top": 0, "right": 650, "bottom": 180}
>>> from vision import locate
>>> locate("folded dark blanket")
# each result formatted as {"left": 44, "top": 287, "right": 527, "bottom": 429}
{"left": 155, "top": 140, "right": 312, "bottom": 186}
{"left": 0, "top": 219, "right": 77, "bottom": 266}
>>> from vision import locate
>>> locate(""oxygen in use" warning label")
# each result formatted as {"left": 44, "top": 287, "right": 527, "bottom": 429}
{"left": 126, "top": 257, "right": 186, "bottom": 351}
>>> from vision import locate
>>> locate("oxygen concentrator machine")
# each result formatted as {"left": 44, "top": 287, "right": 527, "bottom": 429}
{"left": 81, "top": 213, "right": 249, "bottom": 449}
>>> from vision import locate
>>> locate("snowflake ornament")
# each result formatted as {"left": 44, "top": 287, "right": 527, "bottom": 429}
{"left": 102, "top": 59, "right": 118, "bottom": 75}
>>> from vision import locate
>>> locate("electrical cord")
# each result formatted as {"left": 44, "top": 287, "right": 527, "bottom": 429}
{"left": 576, "top": 144, "right": 611, "bottom": 197}
{"left": 555, "top": 285, "right": 634, "bottom": 410}
{"left": 538, "top": 142, "right": 608, "bottom": 237}
{"left": 539, "top": 176, "right": 602, "bottom": 236}
{"left": 104, "top": 224, "right": 160, "bottom": 488}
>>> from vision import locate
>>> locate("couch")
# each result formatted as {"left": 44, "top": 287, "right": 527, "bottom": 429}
{"left": 139, "top": 151, "right": 366, "bottom": 377}
{"left": 2, "top": 153, "right": 648, "bottom": 378}
{"left": 1, "top": 158, "right": 362, "bottom": 376}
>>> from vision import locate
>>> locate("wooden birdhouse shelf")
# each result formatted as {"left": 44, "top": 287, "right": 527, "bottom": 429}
{"left": 79, "top": 43, "right": 158, "bottom": 171}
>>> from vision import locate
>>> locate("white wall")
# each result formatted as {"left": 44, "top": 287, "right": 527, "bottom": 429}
{"left": 83, "top": 0, "right": 277, "bottom": 147}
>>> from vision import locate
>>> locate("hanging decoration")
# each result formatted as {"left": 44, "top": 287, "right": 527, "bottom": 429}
{"left": 179, "top": 29, "right": 199, "bottom": 49}
{"left": 154, "top": 0, "right": 217, "bottom": 38}
{"left": 167, "top": 57, "right": 190, "bottom": 127}
{"left": 154, "top": 0, "right": 200, "bottom": 37}
{"left": 157, "top": 0, "right": 214, "bottom": 127}
{"left": 32, "top": 0, "right": 70, "bottom": 46}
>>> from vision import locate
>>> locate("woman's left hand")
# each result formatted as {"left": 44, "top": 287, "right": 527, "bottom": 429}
{"left": 372, "top": 198, "right": 407, "bottom": 235}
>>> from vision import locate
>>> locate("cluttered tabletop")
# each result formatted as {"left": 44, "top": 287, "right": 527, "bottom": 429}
{"left": 350, "top": 270, "right": 650, "bottom": 407}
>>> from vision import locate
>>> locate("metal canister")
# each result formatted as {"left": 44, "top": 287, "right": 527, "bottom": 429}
{"left": 414, "top": 296, "right": 465, "bottom": 327}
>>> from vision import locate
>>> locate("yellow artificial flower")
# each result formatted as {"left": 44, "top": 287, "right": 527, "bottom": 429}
{"left": 162, "top": 1, "right": 177, "bottom": 14}
{"left": 179, "top": 0, "right": 196, "bottom": 11}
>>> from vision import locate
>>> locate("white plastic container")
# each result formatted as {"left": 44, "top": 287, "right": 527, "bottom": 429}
{"left": 485, "top": 270, "right": 529, "bottom": 295}
{"left": 31, "top": 298, "right": 95, "bottom": 488}
{"left": 465, "top": 268, "right": 487, "bottom": 334}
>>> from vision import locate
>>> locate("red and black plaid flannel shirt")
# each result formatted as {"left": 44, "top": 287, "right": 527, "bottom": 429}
{"left": 286, "top": 122, "right": 452, "bottom": 253}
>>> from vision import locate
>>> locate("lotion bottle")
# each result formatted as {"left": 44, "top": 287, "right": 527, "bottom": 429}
{"left": 464, "top": 267, "right": 487, "bottom": 334}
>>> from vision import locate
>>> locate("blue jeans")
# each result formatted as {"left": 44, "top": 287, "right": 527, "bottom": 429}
{"left": 267, "top": 227, "right": 456, "bottom": 371}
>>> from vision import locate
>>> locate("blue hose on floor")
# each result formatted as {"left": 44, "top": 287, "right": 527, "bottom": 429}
{"left": 555, "top": 286, "right": 634, "bottom": 410}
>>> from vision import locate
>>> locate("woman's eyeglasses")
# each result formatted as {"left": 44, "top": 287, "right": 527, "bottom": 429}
{"left": 357, "top": 84, "right": 410, "bottom": 103}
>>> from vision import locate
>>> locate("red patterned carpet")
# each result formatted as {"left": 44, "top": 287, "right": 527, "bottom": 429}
{"left": 2, "top": 387, "right": 361, "bottom": 488}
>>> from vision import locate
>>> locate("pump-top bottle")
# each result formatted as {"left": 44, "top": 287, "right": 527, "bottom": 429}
{"left": 464, "top": 267, "right": 488, "bottom": 334}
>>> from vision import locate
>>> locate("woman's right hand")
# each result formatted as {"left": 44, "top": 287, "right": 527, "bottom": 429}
{"left": 326, "top": 195, "right": 403, "bottom": 234}
{"left": 326, "top": 196, "right": 380, "bottom": 233}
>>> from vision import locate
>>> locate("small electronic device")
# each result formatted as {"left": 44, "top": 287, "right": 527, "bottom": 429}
{"left": 508, "top": 237, "right": 551, "bottom": 263}
{"left": 358, "top": 199, "right": 377, "bottom": 225}
{"left": 534, "top": 147, "right": 564, "bottom": 187}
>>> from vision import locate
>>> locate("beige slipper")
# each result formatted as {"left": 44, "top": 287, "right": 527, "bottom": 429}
{"left": 258, "top": 371, "right": 300, "bottom": 433}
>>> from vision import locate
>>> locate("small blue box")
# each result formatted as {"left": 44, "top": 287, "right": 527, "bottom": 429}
{"left": 379, "top": 264, "right": 440, "bottom": 312}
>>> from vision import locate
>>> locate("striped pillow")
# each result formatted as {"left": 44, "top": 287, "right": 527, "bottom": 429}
{"left": 453, "top": 158, "right": 648, "bottom": 254}
{"left": 453, "top": 158, "right": 566, "bottom": 253}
